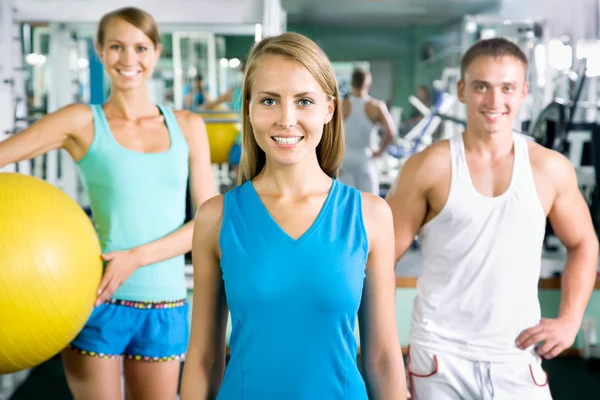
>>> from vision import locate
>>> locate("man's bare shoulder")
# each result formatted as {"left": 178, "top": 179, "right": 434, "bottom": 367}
{"left": 527, "top": 140, "right": 574, "bottom": 182}
{"left": 405, "top": 139, "right": 450, "bottom": 172}
{"left": 396, "top": 139, "right": 451, "bottom": 190}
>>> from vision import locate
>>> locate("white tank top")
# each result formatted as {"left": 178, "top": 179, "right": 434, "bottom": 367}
{"left": 410, "top": 132, "right": 547, "bottom": 362}
{"left": 343, "top": 96, "right": 378, "bottom": 159}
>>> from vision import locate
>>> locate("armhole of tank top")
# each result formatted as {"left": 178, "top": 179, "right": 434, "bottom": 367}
{"left": 159, "top": 105, "right": 189, "bottom": 153}
{"left": 440, "top": 136, "right": 459, "bottom": 212}
{"left": 217, "top": 191, "right": 230, "bottom": 254}
{"left": 517, "top": 134, "right": 546, "bottom": 216}
{"left": 83, "top": 104, "right": 104, "bottom": 158}
{"left": 356, "top": 190, "right": 370, "bottom": 266}
{"left": 449, "top": 136, "right": 459, "bottom": 190}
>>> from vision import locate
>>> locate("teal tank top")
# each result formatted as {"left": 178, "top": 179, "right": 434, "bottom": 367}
{"left": 218, "top": 179, "right": 369, "bottom": 399}
{"left": 76, "top": 104, "right": 190, "bottom": 301}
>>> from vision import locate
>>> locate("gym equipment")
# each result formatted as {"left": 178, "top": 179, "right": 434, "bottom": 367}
{"left": 199, "top": 111, "right": 241, "bottom": 165}
{"left": 529, "top": 61, "right": 589, "bottom": 152}
{"left": 387, "top": 93, "right": 457, "bottom": 160}
{"left": 0, "top": 173, "right": 102, "bottom": 374}
{"left": 529, "top": 101, "right": 567, "bottom": 150}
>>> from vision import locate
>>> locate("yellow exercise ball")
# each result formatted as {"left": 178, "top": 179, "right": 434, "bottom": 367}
{"left": 199, "top": 112, "right": 241, "bottom": 164}
{"left": 0, "top": 173, "right": 102, "bottom": 374}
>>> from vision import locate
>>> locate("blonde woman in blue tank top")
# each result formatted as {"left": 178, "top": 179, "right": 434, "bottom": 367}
{"left": 0, "top": 7, "right": 216, "bottom": 400}
{"left": 181, "top": 33, "right": 407, "bottom": 400}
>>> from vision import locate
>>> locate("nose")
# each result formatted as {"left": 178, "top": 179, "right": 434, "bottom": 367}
{"left": 486, "top": 87, "right": 503, "bottom": 109}
{"left": 120, "top": 47, "right": 137, "bottom": 66}
{"left": 276, "top": 102, "right": 297, "bottom": 128}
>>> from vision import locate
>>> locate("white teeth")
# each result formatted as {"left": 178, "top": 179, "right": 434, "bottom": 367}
{"left": 484, "top": 112, "right": 503, "bottom": 118}
{"left": 119, "top": 70, "right": 138, "bottom": 77}
{"left": 273, "top": 136, "right": 301, "bottom": 145}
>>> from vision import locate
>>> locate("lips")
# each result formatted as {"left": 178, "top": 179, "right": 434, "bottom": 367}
{"left": 117, "top": 69, "right": 140, "bottom": 77}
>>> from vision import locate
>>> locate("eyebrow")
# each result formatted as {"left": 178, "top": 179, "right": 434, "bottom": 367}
{"left": 258, "top": 91, "right": 317, "bottom": 98}
{"left": 106, "top": 39, "right": 151, "bottom": 46}
{"left": 471, "top": 80, "right": 518, "bottom": 86}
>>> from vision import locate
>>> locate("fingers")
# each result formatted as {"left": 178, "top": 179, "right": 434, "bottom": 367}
{"left": 95, "top": 275, "right": 112, "bottom": 306}
{"left": 542, "top": 343, "right": 565, "bottom": 359}
{"left": 537, "top": 340, "right": 566, "bottom": 359}
{"left": 96, "top": 278, "right": 120, "bottom": 306}
{"left": 95, "top": 268, "right": 120, "bottom": 306}
{"left": 101, "top": 252, "right": 115, "bottom": 261}
{"left": 96, "top": 273, "right": 111, "bottom": 303}
{"left": 516, "top": 325, "right": 545, "bottom": 349}
{"left": 535, "top": 339, "right": 556, "bottom": 357}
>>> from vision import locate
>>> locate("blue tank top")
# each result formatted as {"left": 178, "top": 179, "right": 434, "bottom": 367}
{"left": 218, "top": 179, "right": 369, "bottom": 400}
{"left": 75, "top": 104, "right": 190, "bottom": 302}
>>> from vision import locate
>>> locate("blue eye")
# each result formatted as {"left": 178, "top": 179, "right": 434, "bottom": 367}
{"left": 298, "top": 99, "right": 313, "bottom": 107}
{"left": 261, "top": 98, "right": 276, "bottom": 106}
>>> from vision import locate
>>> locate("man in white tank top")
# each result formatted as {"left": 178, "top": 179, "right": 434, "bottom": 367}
{"left": 386, "top": 38, "right": 599, "bottom": 399}
{"left": 339, "top": 68, "right": 396, "bottom": 194}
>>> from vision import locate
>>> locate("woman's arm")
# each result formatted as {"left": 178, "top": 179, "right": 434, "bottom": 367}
{"left": 358, "top": 193, "right": 407, "bottom": 400}
{"left": 0, "top": 103, "right": 91, "bottom": 168}
{"left": 201, "top": 89, "right": 234, "bottom": 110}
{"left": 180, "top": 196, "right": 229, "bottom": 399}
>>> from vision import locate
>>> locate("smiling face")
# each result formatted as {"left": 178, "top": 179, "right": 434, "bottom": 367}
{"left": 97, "top": 17, "right": 161, "bottom": 92}
{"left": 458, "top": 55, "right": 529, "bottom": 136}
{"left": 248, "top": 55, "right": 334, "bottom": 169}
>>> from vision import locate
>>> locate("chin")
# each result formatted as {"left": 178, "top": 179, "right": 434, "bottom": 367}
{"left": 113, "top": 81, "right": 144, "bottom": 91}
{"left": 264, "top": 153, "right": 304, "bottom": 168}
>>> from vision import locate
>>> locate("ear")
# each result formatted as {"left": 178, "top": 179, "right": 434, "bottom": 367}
{"left": 522, "top": 80, "right": 529, "bottom": 99}
{"left": 95, "top": 42, "right": 104, "bottom": 64}
{"left": 154, "top": 43, "right": 163, "bottom": 63}
{"left": 325, "top": 97, "right": 335, "bottom": 124}
{"left": 457, "top": 79, "right": 466, "bottom": 104}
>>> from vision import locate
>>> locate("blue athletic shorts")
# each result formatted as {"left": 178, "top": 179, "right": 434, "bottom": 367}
{"left": 68, "top": 298, "right": 189, "bottom": 362}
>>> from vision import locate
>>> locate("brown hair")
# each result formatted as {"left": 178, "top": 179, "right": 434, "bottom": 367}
{"left": 238, "top": 32, "right": 344, "bottom": 185}
{"left": 97, "top": 7, "right": 161, "bottom": 49}
{"left": 460, "top": 37, "right": 528, "bottom": 80}
{"left": 351, "top": 68, "right": 370, "bottom": 89}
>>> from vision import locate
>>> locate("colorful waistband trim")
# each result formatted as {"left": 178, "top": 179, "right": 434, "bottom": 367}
{"left": 67, "top": 345, "right": 184, "bottom": 362}
{"left": 106, "top": 298, "right": 187, "bottom": 309}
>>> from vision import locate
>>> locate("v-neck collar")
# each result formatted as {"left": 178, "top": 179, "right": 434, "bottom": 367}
{"left": 247, "top": 178, "right": 337, "bottom": 245}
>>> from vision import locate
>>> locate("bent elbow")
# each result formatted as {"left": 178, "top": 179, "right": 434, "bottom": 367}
{"left": 364, "top": 349, "right": 406, "bottom": 378}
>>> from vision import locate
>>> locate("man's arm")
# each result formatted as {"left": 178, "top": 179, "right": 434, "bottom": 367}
{"left": 550, "top": 153, "right": 599, "bottom": 325}
{"left": 385, "top": 148, "right": 434, "bottom": 262}
{"left": 517, "top": 151, "right": 599, "bottom": 358}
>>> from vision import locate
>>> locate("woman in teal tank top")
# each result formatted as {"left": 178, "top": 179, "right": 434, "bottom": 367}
{"left": 181, "top": 33, "right": 407, "bottom": 399}
{"left": 0, "top": 7, "right": 216, "bottom": 400}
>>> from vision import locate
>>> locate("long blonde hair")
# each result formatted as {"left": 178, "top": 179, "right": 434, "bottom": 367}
{"left": 238, "top": 32, "right": 344, "bottom": 185}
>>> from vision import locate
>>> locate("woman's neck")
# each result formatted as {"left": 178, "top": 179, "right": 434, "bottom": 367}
{"left": 104, "top": 86, "right": 158, "bottom": 121}
{"left": 254, "top": 154, "right": 332, "bottom": 197}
